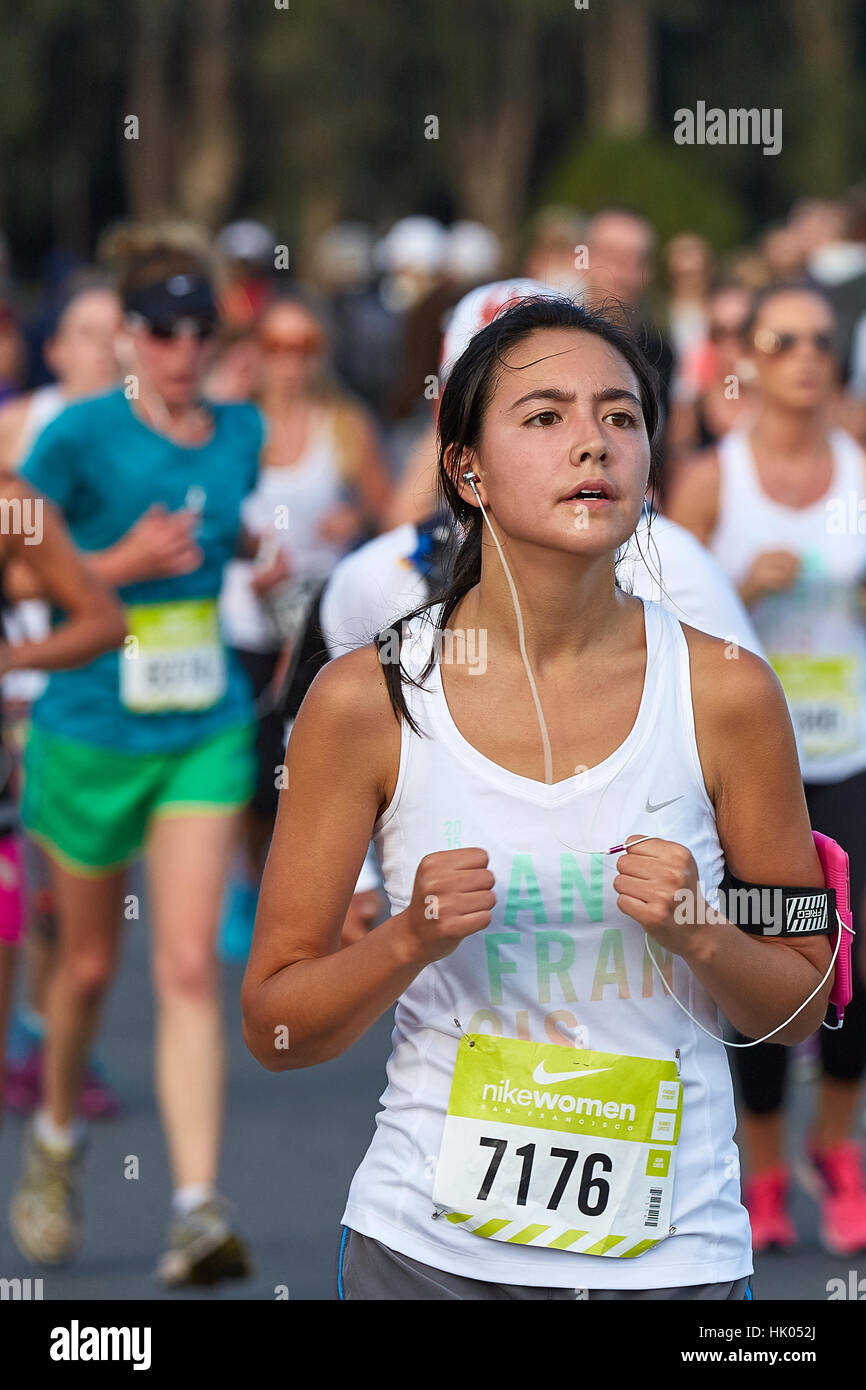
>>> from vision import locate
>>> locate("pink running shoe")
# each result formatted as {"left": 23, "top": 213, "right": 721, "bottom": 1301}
{"left": 3, "top": 1047, "right": 120, "bottom": 1119}
{"left": 743, "top": 1165, "right": 797, "bottom": 1253}
{"left": 3, "top": 1051, "right": 42, "bottom": 1114}
{"left": 806, "top": 1140, "right": 866, "bottom": 1256}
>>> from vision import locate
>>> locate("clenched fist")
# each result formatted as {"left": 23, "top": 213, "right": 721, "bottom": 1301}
{"left": 400, "top": 848, "right": 496, "bottom": 965}
{"left": 613, "top": 835, "right": 706, "bottom": 955}
{"left": 119, "top": 504, "right": 203, "bottom": 581}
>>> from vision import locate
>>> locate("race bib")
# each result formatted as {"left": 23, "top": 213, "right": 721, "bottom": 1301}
{"left": 768, "top": 653, "right": 859, "bottom": 761}
{"left": 120, "top": 599, "right": 227, "bottom": 713}
{"left": 432, "top": 1034, "right": 682, "bottom": 1258}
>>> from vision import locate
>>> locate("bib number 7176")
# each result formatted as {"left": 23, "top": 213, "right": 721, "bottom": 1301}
{"left": 477, "top": 1136, "right": 611, "bottom": 1214}
{"left": 433, "top": 1034, "right": 681, "bottom": 1257}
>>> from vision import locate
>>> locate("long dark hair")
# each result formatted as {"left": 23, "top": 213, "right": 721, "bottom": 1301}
{"left": 378, "top": 296, "right": 662, "bottom": 734}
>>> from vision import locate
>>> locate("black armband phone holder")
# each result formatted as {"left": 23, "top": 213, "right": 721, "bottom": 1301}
{"left": 720, "top": 832, "right": 853, "bottom": 1027}
{"left": 717, "top": 869, "right": 834, "bottom": 938}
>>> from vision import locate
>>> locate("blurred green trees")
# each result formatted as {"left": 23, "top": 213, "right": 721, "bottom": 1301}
{"left": 0, "top": 0, "right": 863, "bottom": 273}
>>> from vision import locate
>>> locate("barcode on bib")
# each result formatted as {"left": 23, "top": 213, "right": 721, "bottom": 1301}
{"left": 645, "top": 1188, "right": 663, "bottom": 1228}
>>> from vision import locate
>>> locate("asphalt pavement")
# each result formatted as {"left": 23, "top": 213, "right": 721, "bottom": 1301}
{"left": 0, "top": 885, "right": 861, "bottom": 1302}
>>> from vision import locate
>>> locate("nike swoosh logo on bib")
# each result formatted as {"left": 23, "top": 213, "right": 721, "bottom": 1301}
{"left": 531, "top": 1062, "right": 613, "bottom": 1086}
{"left": 645, "top": 794, "right": 684, "bottom": 814}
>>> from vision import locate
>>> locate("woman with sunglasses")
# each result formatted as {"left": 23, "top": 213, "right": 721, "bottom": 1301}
{"left": 9, "top": 234, "right": 282, "bottom": 1286}
{"left": 218, "top": 292, "right": 392, "bottom": 958}
{"left": 666, "top": 284, "right": 866, "bottom": 1257}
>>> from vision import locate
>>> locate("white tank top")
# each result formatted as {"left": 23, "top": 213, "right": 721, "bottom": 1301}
{"left": 219, "top": 408, "right": 348, "bottom": 652}
{"left": 1, "top": 387, "right": 65, "bottom": 704}
{"left": 15, "top": 384, "right": 66, "bottom": 464}
{"left": 710, "top": 428, "right": 866, "bottom": 784}
{"left": 342, "top": 598, "right": 752, "bottom": 1289}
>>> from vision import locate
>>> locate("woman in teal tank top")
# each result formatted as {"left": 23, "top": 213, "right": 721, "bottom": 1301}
{"left": 11, "top": 235, "right": 285, "bottom": 1287}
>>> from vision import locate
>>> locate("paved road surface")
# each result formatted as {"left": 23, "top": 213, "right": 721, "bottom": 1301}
{"left": 0, "top": 888, "right": 861, "bottom": 1301}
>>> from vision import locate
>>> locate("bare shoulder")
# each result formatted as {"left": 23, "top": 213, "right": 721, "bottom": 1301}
{"left": 332, "top": 393, "right": 377, "bottom": 440}
{"left": 663, "top": 445, "right": 721, "bottom": 539}
{"left": 292, "top": 641, "right": 403, "bottom": 811}
{"left": 0, "top": 395, "right": 31, "bottom": 461}
{"left": 683, "top": 622, "right": 785, "bottom": 725}
{"left": 682, "top": 622, "right": 794, "bottom": 802}
{"left": 676, "top": 443, "right": 721, "bottom": 484}
{"left": 299, "top": 641, "right": 398, "bottom": 734}
{"left": 0, "top": 395, "right": 30, "bottom": 431}
{"left": 684, "top": 443, "right": 721, "bottom": 477}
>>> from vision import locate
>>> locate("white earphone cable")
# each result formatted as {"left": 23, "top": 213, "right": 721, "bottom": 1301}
{"left": 645, "top": 913, "right": 852, "bottom": 1044}
{"left": 463, "top": 472, "right": 554, "bottom": 784}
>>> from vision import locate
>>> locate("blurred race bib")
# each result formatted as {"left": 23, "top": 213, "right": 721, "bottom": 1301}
{"left": 120, "top": 599, "right": 227, "bottom": 713}
{"left": 768, "top": 653, "right": 859, "bottom": 762}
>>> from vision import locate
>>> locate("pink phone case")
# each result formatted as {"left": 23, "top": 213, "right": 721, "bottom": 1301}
{"left": 812, "top": 831, "right": 853, "bottom": 1022}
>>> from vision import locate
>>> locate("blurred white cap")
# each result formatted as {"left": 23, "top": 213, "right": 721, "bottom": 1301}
{"left": 439, "top": 277, "right": 562, "bottom": 382}
{"left": 215, "top": 219, "right": 276, "bottom": 266}
{"left": 376, "top": 216, "right": 448, "bottom": 275}
{"left": 445, "top": 221, "right": 503, "bottom": 285}
{"left": 314, "top": 222, "right": 374, "bottom": 286}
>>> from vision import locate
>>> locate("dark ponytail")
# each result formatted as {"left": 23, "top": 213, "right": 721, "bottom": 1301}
{"left": 378, "top": 295, "right": 662, "bottom": 734}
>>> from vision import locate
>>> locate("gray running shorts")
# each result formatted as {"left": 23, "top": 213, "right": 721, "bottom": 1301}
{"left": 338, "top": 1227, "right": 752, "bottom": 1301}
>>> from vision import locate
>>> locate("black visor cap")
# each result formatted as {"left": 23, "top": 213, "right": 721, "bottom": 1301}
{"left": 124, "top": 273, "right": 218, "bottom": 329}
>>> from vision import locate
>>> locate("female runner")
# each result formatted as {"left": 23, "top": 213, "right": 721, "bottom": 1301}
{"left": 666, "top": 284, "right": 866, "bottom": 1254}
{"left": 244, "top": 297, "right": 832, "bottom": 1299}
{"left": 11, "top": 233, "right": 283, "bottom": 1284}
{"left": 0, "top": 475, "right": 125, "bottom": 1122}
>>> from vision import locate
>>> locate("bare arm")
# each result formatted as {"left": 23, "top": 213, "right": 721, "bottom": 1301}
{"left": 88, "top": 506, "right": 204, "bottom": 587}
{"left": 682, "top": 630, "right": 832, "bottom": 1042}
{"left": 7, "top": 503, "right": 206, "bottom": 596}
{"left": 663, "top": 449, "right": 801, "bottom": 608}
{"left": 350, "top": 409, "right": 393, "bottom": 526}
{"left": 385, "top": 424, "right": 439, "bottom": 529}
{"left": 313, "top": 407, "right": 394, "bottom": 549}
{"left": 0, "top": 483, "right": 126, "bottom": 671}
{"left": 330, "top": 401, "right": 393, "bottom": 529}
{"left": 0, "top": 396, "right": 32, "bottom": 474}
{"left": 664, "top": 400, "right": 699, "bottom": 465}
{"left": 241, "top": 644, "right": 495, "bottom": 1070}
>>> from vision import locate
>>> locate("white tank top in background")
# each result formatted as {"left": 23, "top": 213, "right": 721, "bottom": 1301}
{"left": 341, "top": 598, "right": 752, "bottom": 1289}
{"left": 219, "top": 408, "right": 349, "bottom": 652}
{"left": 2, "top": 386, "right": 66, "bottom": 704}
{"left": 710, "top": 428, "right": 866, "bottom": 784}
{"left": 15, "top": 384, "right": 66, "bottom": 466}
